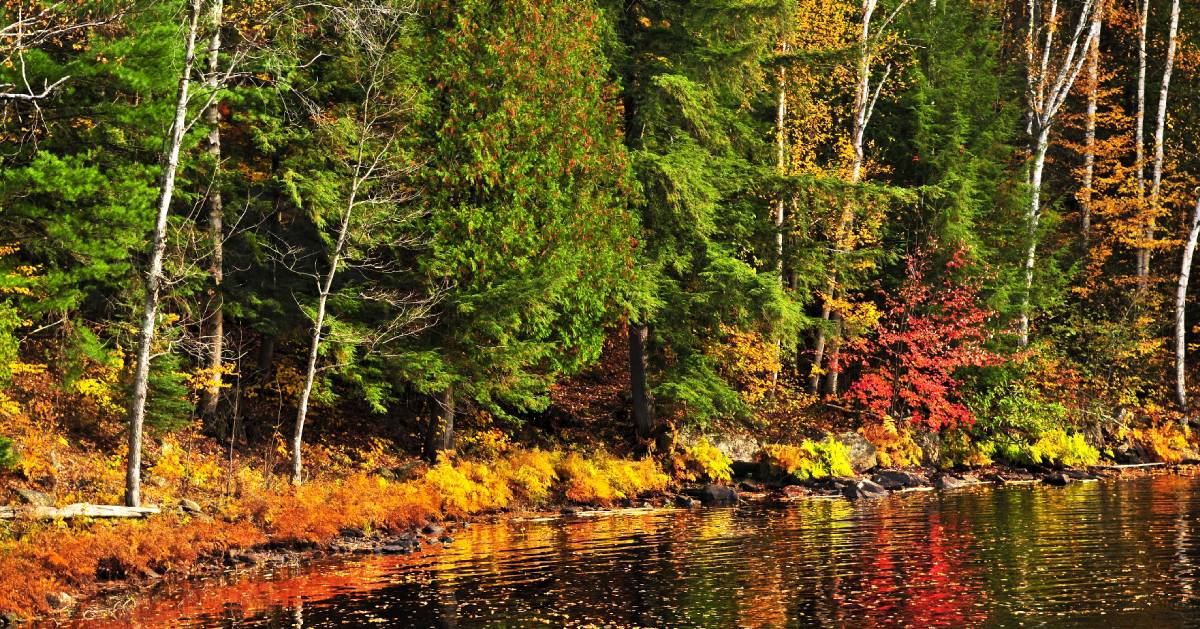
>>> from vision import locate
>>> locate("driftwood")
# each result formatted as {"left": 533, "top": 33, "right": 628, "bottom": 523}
{"left": 0, "top": 503, "right": 160, "bottom": 520}
{"left": 1092, "top": 462, "right": 1166, "bottom": 470}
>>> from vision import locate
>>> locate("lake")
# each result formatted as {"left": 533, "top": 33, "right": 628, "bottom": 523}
{"left": 78, "top": 473, "right": 1200, "bottom": 627}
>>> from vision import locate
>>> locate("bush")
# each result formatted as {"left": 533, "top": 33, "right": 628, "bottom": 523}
{"left": 860, "top": 418, "right": 922, "bottom": 468}
{"left": 556, "top": 452, "right": 669, "bottom": 505}
{"left": 0, "top": 435, "right": 15, "bottom": 471}
{"left": 673, "top": 437, "right": 733, "bottom": 483}
{"left": 1131, "top": 424, "right": 1191, "bottom": 463}
{"left": 759, "top": 439, "right": 853, "bottom": 480}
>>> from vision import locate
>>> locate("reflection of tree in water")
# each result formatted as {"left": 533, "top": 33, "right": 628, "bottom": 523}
{"left": 105, "top": 476, "right": 1200, "bottom": 628}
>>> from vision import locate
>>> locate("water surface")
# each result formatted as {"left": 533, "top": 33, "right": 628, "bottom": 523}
{"left": 81, "top": 474, "right": 1200, "bottom": 627}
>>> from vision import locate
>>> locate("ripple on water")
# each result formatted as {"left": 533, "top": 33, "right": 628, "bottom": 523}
{"left": 61, "top": 475, "right": 1200, "bottom": 628}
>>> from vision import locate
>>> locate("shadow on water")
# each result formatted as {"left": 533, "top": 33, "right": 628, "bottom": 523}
{"left": 70, "top": 475, "right": 1200, "bottom": 628}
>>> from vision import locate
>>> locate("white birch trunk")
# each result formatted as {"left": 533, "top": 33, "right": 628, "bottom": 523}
{"left": 1020, "top": 129, "right": 1050, "bottom": 347}
{"left": 291, "top": 185, "right": 357, "bottom": 484}
{"left": 1176, "top": 194, "right": 1200, "bottom": 411}
{"left": 126, "top": 0, "right": 203, "bottom": 508}
{"left": 1081, "top": 4, "right": 1101, "bottom": 245}
{"left": 1150, "top": 0, "right": 1181, "bottom": 222}
{"left": 1135, "top": 0, "right": 1150, "bottom": 284}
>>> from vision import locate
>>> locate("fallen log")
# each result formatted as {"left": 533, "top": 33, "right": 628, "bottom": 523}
{"left": 0, "top": 503, "right": 160, "bottom": 520}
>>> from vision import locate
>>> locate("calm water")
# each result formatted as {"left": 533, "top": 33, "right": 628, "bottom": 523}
{"left": 78, "top": 474, "right": 1200, "bottom": 628}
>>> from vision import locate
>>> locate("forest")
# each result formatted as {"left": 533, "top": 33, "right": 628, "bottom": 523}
{"left": 0, "top": 0, "right": 1199, "bottom": 619}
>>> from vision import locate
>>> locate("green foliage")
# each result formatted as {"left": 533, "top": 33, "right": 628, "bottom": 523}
{"left": 0, "top": 436, "right": 17, "bottom": 471}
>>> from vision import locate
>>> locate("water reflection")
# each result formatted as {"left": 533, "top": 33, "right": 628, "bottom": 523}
{"left": 70, "top": 475, "right": 1200, "bottom": 628}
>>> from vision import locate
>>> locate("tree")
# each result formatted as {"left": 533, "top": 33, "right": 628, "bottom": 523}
{"left": 845, "top": 246, "right": 1000, "bottom": 430}
{"left": 605, "top": 0, "right": 798, "bottom": 438}
{"left": 414, "top": 0, "right": 637, "bottom": 457}
{"left": 286, "top": 0, "right": 428, "bottom": 484}
{"left": 1175, "top": 193, "right": 1200, "bottom": 412}
{"left": 197, "top": 0, "right": 225, "bottom": 432}
{"left": 126, "top": 0, "right": 204, "bottom": 508}
{"left": 809, "top": 0, "right": 907, "bottom": 394}
{"left": 1017, "top": 0, "right": 1101, "bottom": 347}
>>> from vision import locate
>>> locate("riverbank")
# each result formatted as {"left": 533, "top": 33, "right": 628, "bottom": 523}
{"left": 17, "top": 458, "right": 1190, "bottom": 625}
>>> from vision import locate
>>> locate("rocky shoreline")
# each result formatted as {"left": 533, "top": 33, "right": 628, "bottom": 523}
{"left": 52, "top": 461, "right": 1191, "bottom": 624}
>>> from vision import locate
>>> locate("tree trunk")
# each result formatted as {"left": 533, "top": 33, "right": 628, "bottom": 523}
{"left": 1019, "top": 129, "right": 1050, "bottom": 348}
{"left": 629, "top": 323, "right": 655, "bottom": 438}
{"left": 1135, "top": 0, "right": 1150, "bottom": 287}
{"left": 1081, "top": 4, "right": 1101, "bottom": 246}
{"left": 424, "top": 386, "right": 455, "bottom": 461}
{"left": 808, "top": 300, "right": 832, "bottom": 394}
{"left": 1175, "top": 195, "right": 1200, "bottom": 412}
{"left": 290, "top": 187, "right": 356, "bottom": 484}
{"left": 125, "top": 0, "right": 203, "bottom": 508}
{"left": 811, "top": 0, "right": 875, "bottom": 393}
{"left": 1150, "top": 0, "right": 1180, "bottom": 249}
{"left": 773, "top": 42, "right": 788, "bottom": 388}
{"left": 199, "top": 0, "right": 225, "bottom": 434}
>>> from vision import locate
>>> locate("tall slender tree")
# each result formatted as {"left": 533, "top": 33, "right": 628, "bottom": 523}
{"left": 126, "top": 0, "right": 204, "bottom": 507}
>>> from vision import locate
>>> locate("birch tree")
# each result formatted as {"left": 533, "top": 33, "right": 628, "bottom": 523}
{"left": 288, "top": 0, "right": 426, "bottom": 484}
{"left": 1146, "top": 0, "right": 1181, "bottom": 284}
{"left": 809, "top": 0, "right": 904, "bottom": 394}
{"left": 1134, "top": 0, "right": 1150, "bottom": 286}
{"left": 198, "top": 0, "right": 226, "bottom": 433}
{"left": 126, "top": 0, "right": 204, "bottom": 508}
{"left": 1176, "top": 193, "right": 1200, "bottom": 412}
{"left": 1016, "top": 0, "right": 1100, "bottom": 347}
{"left": 1079, "top": 0, "right": 1104, "bottom": 245}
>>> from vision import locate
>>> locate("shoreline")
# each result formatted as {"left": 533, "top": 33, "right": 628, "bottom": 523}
{"left": 52, "top": 461, "right": 1198, "bottom": 625}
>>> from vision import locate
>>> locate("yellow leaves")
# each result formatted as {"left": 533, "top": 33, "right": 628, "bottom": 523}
{"left": 706, "top": 325, "right": 780, "bottom": 407}
{"left": 637, "top": 16, "right": 651, "bottom": 27}
{"left": 673, "top": 437, "right": 733, "bottom": 483}
{"left": 860, "top": 417, "right": 922, "bottom": 468}
{"left": 826, "top": 295, "right": 881, "bottom": 338}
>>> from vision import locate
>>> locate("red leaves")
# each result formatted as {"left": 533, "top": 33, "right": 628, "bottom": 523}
{"left": 845, "top": 246, "right": 1001, "bottom": 431}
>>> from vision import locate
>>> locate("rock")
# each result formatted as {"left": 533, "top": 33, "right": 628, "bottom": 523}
{"left": 421, "top": 524, "right": 444, "bottom": 536}
{"left": 674, "top": 494, "right": 701, "bottom": 508}
{"left": 560, "top": 506, "right": 582, "bottom": 516}
{"left": 680, "top": 429, "right": 761, "bottom": 465}
{"left": 782, "top": 485, "right": 808, "bottom": 499}
{"left": 913, "top": 429, "right": 942, "bottom": 466}
{"left": 14, "top": 487, "right": 54, "bottom": 507}
{"left": 439, "top": 536, "right": 454, "bottom": 544}
{"left": 700, "top": 484, "right": 739, "bottom": 506}
{"left": 1043, "top": 473, "right": 1072, "bottom": 486}
{"left": 738, "top": 480, "right": 762, "bottom": 493}
{"left": 872, "top": 470, "right": 928, "bottom": 491}
{"left": 934, "top": 474, "right": 967, "bottom": 490}
{"left": 379, "top": 544, "right": 412, "bottom": 554}
{"left": 837, "top": 432, "right": 878, "bottom": 472}
{"left": 842, "top": 479, "right": 889, "bottom": 501}
{"left": 45, "top": 591, "right": 74, "bottom": 610}
{"left": 179, "top": 498, "right": 202, "bottom": 514}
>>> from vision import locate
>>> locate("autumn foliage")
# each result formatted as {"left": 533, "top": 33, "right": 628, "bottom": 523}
{"left": 844, "top": 247, "right": 1001, "bottom": 430}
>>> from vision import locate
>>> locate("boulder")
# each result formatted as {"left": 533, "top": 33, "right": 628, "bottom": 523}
{"left": 421, "top": 524, "right": 444, "bottom": 536}
{"left": 379, "top": 544, "right": 412, "bottom": 555}
{"left": 674, "top": 494, "right": 700, "bottom": 508}
{"left": 934, "top": 474, "right": 967, "bottom": 490}
{"left": 842, "top": 479, "right": 889, "bottom": 501}
{"left": 913, "top": 430, "right": 942, "bottom": 467}
{"left": 14, "top": 488, "right": 54, "bottom": 507}
{"left": 837, "top": 432, "right": 878, "bottom": 472}
{"left": 700, "top": 484, "right": 739, "bottom": 506}
{"left": 560, "top": 506, "right": 582, "bottom": 516}
{"left": 45, "top": 591, "right": 74, "bottom": 610}
{"left": 1043, "top": 473, "right": 1072, "bottom": 486}
{"left": 179, "top": 498, "right": 202, "bottom": 515}
{"left": 782, "top": 485, "right": 808, "bottom": 499}
{"left": 872, "top": 470, "right": 928, "bottom": 491}
{"left": 439, "top": 535, "right": 455, "bottom": 544}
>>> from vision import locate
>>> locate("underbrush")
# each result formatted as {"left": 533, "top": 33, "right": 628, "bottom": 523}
{"left": 758, "top": 439, "right": 854, "bottom": 481}
{"left": 0, "top": 438, "right": 670, "bottom": 618}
